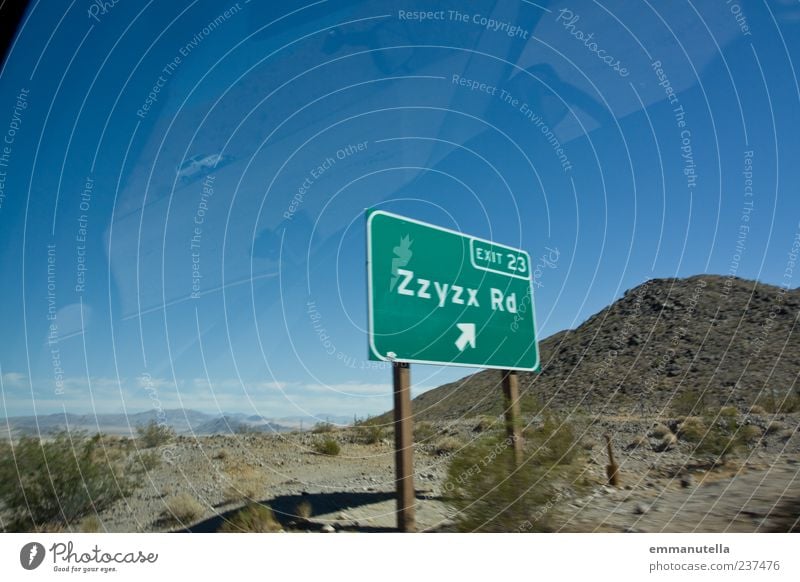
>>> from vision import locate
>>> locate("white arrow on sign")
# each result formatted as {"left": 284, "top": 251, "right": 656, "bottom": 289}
{"left": 454, "top": 323, "right": 476, "bottom": 351}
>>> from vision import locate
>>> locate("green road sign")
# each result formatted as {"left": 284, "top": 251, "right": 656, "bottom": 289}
{"left": 367, "top": 210, "right": 539, "bottom": 371}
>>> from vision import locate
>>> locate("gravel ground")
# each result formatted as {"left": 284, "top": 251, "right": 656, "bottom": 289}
{"left": 83, "top": 413, "right": 800, "bottom": 533}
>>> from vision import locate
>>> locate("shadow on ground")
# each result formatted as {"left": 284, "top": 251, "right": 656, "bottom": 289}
{"left": 183, "top": 490, "right": 415, "bottom": 533}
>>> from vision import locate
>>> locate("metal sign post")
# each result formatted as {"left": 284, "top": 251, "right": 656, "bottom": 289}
{"left": 501, "top": 370, "right": 524, "bottom": 466}
{"left": 392, "top": 361, "right": 415, "bottom": 532}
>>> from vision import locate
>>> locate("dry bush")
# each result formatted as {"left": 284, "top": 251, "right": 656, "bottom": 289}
{"left": 213, "top": 448, "right": 229, "bottom": 460}
{"left": 625, "top": 435, "right": 649, "bottom": 450}
{"left": 78, "top": 515, "right": 102, "bottom": 532}
{"left": 223, "top": 464, "right": 265, "bottom": 503}
{"left": 740, "top": 425, "right": 763, "bottom": 445}
{"left": 653, "top": 432, "right": 678, "bottom": 452}
{"left": 414, "top": 421, "right": 437, "bottom": 443}
{"left": 0, "top": 431, "right": 140, "bottom": 532}
{"left": 472, "top": 416, "right": 497, "bottom": 434}
{"left": 757, "top": 391, "right": 800, "bottom": 414}
{"left": 295, "top": 500, "right": 312, "bottom": 520}
{"left": 433, "top": 436, "right": 463, "bottom": 457}
{"left": 748, "top": 405, "right": 768, "bottom": 416}
{"left": 648, "top": 423, "right": 672, "bottom": 439}
{"left": 355, "top": 416, "right": 385, "bottom": 444}
{"left": 677, "top": 417, "right": 707, "bottom": 441}
{"left": 219, "top": 503, "right": 281, "bottom": 533}
{"left": 765, "top": 421, "right": 785, "bottom": 436}
{"left": 670, "top": 389, "right": 708, "bottom": 417}
{"left": 682, "top": 408, "right": 749, "bottom": 462}
{"left": 313, "top": 437, "right": 341, "bottom": 456}
{"left": 164, "top": 493, "right": 204, "bottom": 524}
{"left": 312, "top": 422, "right": 335, "bottom": 434}
{"left": 135, "top": 421, "right": 175, "bottom": 448}
{"left": 444, "top": 415, "right": 582, "bottom": 532}
{"left": 135, "top": 450, "right": 161, "bottom": 472}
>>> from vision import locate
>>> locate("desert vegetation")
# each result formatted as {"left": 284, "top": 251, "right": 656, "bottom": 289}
{"left": 0, "top": 431, "right": 143, "bottom": 531}
{"left": 443, "top": 414, "right": 584, "bottom": 532}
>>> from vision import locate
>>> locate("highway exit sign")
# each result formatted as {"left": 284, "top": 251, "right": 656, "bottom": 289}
{"left": 367, "top": 210, "right": 539, "bottom": 371}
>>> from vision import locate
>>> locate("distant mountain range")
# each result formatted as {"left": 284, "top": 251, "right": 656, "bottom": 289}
{"left": 385, "top": 275, "right": 800, "bottom": 421}
{"left": 0, "top": 409, "right": 353, "bottom": 438}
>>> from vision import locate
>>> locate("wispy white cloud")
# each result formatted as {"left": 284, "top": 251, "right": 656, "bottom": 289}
{"left": 304, "top": 382, "right": 392, "bottom": 396}
{"left": 1, "top": 372, "right": 27, "bottom": 387}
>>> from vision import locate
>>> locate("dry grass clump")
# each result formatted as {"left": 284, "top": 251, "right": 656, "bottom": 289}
{"left": 223, "top": 463, "right": 265, "bottom": 503}
{"left": 765, "top": 421, "right": 785, "bottom": 436}
{"left": 164, "top": 493, "right": 204, "bottom": 523}
{"left": 648, "top": 423, "right": 672, "bottom": 439}
{"left": 355, "top": 416, "right": 385, "bottom": 444}
{"left": 219, "top": 503, "right": 281, "bottom": 533}
{"left": 295, "top": 500, "right": 312, "bottom": 520}
{"left": 0, "top": 431, "right": 141, "bottom": 531}
{"left": 625, "top": 435, "right": 649, "bottom": 450}
{"left": 313, "top": 437, "right": 341, "bottom": 456}
{"left": 433, "top": 436, "right": 463, "bottom": 457}
{"left": 414, "top": 421, "right": 437, "bottom": 443}
{"left": 677, "top": 417, "right": 707, "bottom": 441}
{"left": 757, "top": 391, "right": 800, "bottom": 414}
{"left": 312, "top": 421, "right": 335, "bottom": 434}
{"left": 739, "top": 424, "right": 763, "bottom": 445}
{"left": 444, "top": 415, "right": 583, "bottom": 532}
{"left": 670, "top": 389, "right": 709, "bottom": 417}
{"left": 136, "top": 421, "right": 175, "bottom": 448}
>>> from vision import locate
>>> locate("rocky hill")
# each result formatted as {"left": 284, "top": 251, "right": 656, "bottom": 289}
{"left": 402, "top": 275, "right": 800, "bottom": 421}
{"left": 0, "top": 409, "right": 292, "bottom": 438}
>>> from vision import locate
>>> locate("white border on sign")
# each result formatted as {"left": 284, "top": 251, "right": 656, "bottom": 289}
{"left": 366, "top": 209, "right": 540, "bottom": 372}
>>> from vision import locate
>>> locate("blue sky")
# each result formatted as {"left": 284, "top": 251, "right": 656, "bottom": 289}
{"left": 1, "top": 0, "right": 799, "bottom": 420}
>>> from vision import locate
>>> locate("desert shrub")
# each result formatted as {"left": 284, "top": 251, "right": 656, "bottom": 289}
{"left": 740, "top": 425, "right": 763, "bottom": 445}
{"left": 222, "top": 463, "right": 264, "bottom": 503}
{"left": 648, "top": 423, "right": 672, "bottom": 439}
{"left": 670, "top": 389, "right": 708, "bottom": 417}
{"left": 295, "top": 499, "right": 312, "bottom": 520}
{"left": 757, "top": 391, "right": 800, "bottom": 414}
{"left": 414, "top": 421, "right": 437, "bottom": 443}
{"left": 355, "top": 416, "right": 385, "bottom": 444}
{"left": 312, "top": 421, "right": 335, "bottom": 434}
{"left": 163, "top": 493, "right": 204, "bottom": 524}
{"left": 472, "top": 416, "right": 497, "bottom": 434}
{"left": 78, "top": 515, "right": 101, "bottom": 532}
{"left": 765, "top": 421, "right": 785, "bottom": 435}
{"left": 519, "top": 393, "right": 545, "bottom": 417}
{"left": 433, "top": 436, "right": 463, "bottom": 457}
{"left": 748, "top": 404, "right": 767, "bottom": 416}
{"left": 213, "top": 448, "right": 229, "bottom": 460}
{"left": 443, "top": 415, "right": 582, "bottom": 532}
{"left": 219, "top": 503, "right": 281, "bottom": 532}
{"left": 224, "top": 482, "right": 262, "bottom": 504}
{"left": 313, "top": 437, "right": 340, "bottom": 456}
{"left": 625, "top": 435, "right": 649, "bottom": 450}
{"left": 135, "top": 421, "right": 175, "bottom": 448}
{"left": 677, "top": 417, "right": 707, "bottom": 442}
{"left": 0, "top": 431, "right": 139, "bottom": 532}
{"left": 684, "top": 410, "right": 749, "bottom": 462}
{"left": 135, "top": 450, "right": 161, "bottom": 472}
{"left": 654, "top": 432, "right": 678, "bottom": 452}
